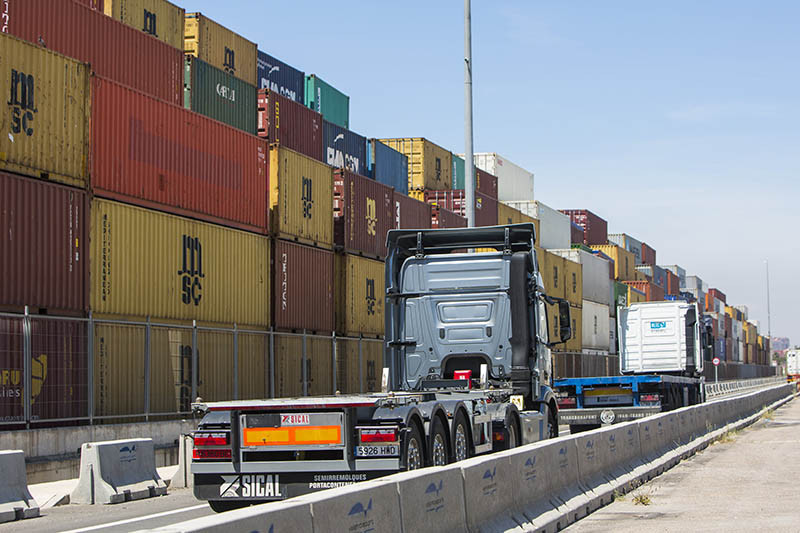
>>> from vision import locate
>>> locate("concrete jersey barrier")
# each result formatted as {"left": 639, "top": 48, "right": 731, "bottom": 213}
{"left": 0, "top": 450, "right": 39, "bottom": 523}
{"left": 71, "top": 438, "right": 167, "bottom": 504}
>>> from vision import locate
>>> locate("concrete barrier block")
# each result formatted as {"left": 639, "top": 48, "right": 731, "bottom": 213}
{"left": 574, "top": 428, "right": 619, "bottom": 511}
{"left": 459, "top": 453, "right": 523, "bottom": 532}
{"left": 70, "top": 438, "right": 167, "bottom": 504}
{"left": 170, "top": 434, "right": 193, "bottom": 489}
{"left": 0, "top": 450, "right": 39, "bottom": 523}
{"left": 387, "top": 464, "right": 466, "bottom": 533}
{"left": 614, "top": 421, "right": 648, "bottom": 487}
{"left": 307, "top": 478, "right": 402, "bottom": 533}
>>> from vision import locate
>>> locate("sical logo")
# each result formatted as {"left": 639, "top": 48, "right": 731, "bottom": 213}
{"left": 650, "top": 321, "right": 667, "bottom": 330}
{"left": 177, "top": 235, "right": 205, "bottom": 306}
{"left": 7, "top": 69, "right": 36, "bottom": 138}
{"left": 219, "top": 475, "right": 241, "bottom": 498}
{"left": 301, "top": 177, "right": 314, "bottom": 219}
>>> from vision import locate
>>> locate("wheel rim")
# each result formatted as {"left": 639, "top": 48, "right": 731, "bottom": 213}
{"left": 407, "top": 436, "right": 422, "bottom": 470}
{"left": 454, "top": 423, "right": 468, "bottom": 462}
{"left": 432, "top": 433, "right": 447, "bottom": 466}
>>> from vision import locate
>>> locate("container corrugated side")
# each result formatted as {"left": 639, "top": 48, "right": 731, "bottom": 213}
{"left": 641, "top": 242, "right": 656, "bottom": 266}
{"left": 1, "top": 171, "right": 88, "bottom": 314}
{"left": 184, "top": 12, "right": 257, "bottom": 87}
{"left": 368, "top": 139, "right": 408, "bottom": 195}
{"left": 336, "top": 339, "right": 382, "bottom": 394}
{"left": 304, "top": 74, "right": 350, "bottom": 129}
{"left": 539, "top": 249, "right": 566, "bottom": 299}
{"left": 335, "top": 254, "right": 385, "bottom": 337}
{"left": 430, "top": 205, "right": 466, "bottom": 229}
{"left": 273, "top": 240, "right": 334, "bottom": 333}
{"left": 549, "top": 248, "right": 611, "bottom": 308}
{"left": 608, "top": 233, "right": 643, "bottom": 265}
{"left": 104, "top": 0, "right": 184, "bottom": 49}
{"left": 379, "top": 138, "right": 452, "bottom": 192}
{"left": 393, "top": 191, "right": 432, "bottom": 230}
{"left": 92, "top": 76, "right": 268, "bottom": 234}
{"left": 90, "top": 199, "right": 270, "bottom": 327}
{"left": 582, "top": 300, "right": 610, "bottom": 351}
{"left": 274, "top": 336, "right": 333, "bottom": 397}
{"left": 497, "top": 203, "right": 541, "bottom": 243}
{"left": 258, "top": 89, "right": 324, "bottom": 162}
{"left": 475, "top": 168, "right": 498, "bottom": 198}
{"left": 471, "top": 153, "right": 534, "bottom": 202}
{"left": 0, "top": 32, "right": 90, "bottom": 188}
{"left": 560, "top": 209, "right": 608, "bottom": 246}
{"left": 334, "top": 170, "right": 393, "bottom": 259}
{"left": 423, "top": 189, "right": 496, "bottom": 228}
{"left": 323, "top": 121, "right": 367, "bottom": 176}
{"left": 591, "top": 244, "right": 635, "bottom": 281}
{"left": 570, "top": 222, "right": 584, "bottom": 244}
{"left": 452, "top": 154, "right": 465, "bottom": 189}
{"left": 184, "top": 56, "right": 257, "bottom": 134}
{"left": 257, "top": 50, "right": 304, "bottom": 103}
{"left": 623, "top": 281, "right": 664, "bottom": 302}
{"left": 6, "top": 0, "right": 182, "bottom": 105}
{"left": 563, "top": 257, "right": 583, "bottom": 308}
{"left": 269, "top": 145, "right": 334, "bottom": 249}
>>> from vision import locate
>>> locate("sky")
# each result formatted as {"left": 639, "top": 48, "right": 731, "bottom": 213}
{"left": 184, "top": 1, "right": 799, "bottom": 345}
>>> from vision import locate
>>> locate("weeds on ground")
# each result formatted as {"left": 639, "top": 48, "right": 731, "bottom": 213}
{"left": 613, "top": 489, "right": 625, "bottom": 502}
{"left": 632, "top": 493, "right": 652, "bottom": 506}
{"left": 763, "top": 409, "right": 774, "bottom": 421}
{"left": 716, "top": 429, "right": 738, "bottom": 443}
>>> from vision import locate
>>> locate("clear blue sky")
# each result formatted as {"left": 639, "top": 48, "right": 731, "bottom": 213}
{"left": 185, "top": 1, "right": 798, "bottom": 346}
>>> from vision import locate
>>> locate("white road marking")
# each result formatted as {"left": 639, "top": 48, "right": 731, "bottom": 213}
{"left": 59, "top": 503, "right": 209, "bottom": 533}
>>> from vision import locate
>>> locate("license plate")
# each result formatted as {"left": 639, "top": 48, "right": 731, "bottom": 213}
{"left": 355, "top": 445, "right": 399, "bottom": 457}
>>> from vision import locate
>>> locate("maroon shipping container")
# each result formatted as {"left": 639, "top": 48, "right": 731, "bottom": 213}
{"left": 475, "top": 168, "right": 498, "bottom": 198}
{"left": 73, "top": 0, "right": 102, "bottom": 8}
{"left": 273, "top": 240, "right": 334, "bottom": 333}
{"left": 623, "top": 281, "right": 665, "bottom": 302}
{"left": 423, "top": 189, "right": 497, "bottom": 228}
{"left": 0, "top": 317, "right": 88, "bottom": 425}
{"left": 92, "top": 77, "right": 268, "bottom": 233}
{"left": 333, "top": 170, "right": 393, "bottom": 259}
{"left": 6, "top": 0, "right": 182, "bottom": 105}
{"left": 570, "top": 222, "right": 585, "bottom": 244}
{"left": 393, "top": 192, "right": 431, "bottom": 230}
{"left": 708, "top": 288, "right": 726, "bottom": 304}
{"left": 724, "top": 314, "right": 732, "bottom": 337}
{"left": 1, "top": 171, "right": 88, "bottom": 314}
{"left": 665, "top": 269, "right": 680, "bottom": 296}
{"left": 258, "top": 89, "right": 324, "bottom": 162}
{"left": 431, "top": 205, "right": 467, "bottom": 229}
{"left": 641, "top": 243, "right": 656, "bottom": 266}
{"left": 560, "top": 209, "right": 608, "bottom": 245}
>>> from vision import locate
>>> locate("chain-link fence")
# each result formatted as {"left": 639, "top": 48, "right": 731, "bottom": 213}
{"left": 0, "top": 310, "right": 384, "bottom": 428}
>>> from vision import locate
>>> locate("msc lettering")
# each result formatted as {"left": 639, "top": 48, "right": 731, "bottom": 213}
{"left": 7, "top": 69, "right": 36, "bottom": 137}
{"left": 177, "top": 235, "right": 205, "bottom": 306}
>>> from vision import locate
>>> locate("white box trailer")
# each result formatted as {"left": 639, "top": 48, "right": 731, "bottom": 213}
{"left": 787, "top": 349, "right": 800, "bottom": 377}
{"left": 619, "top": 301, "right": 704, "bottom": 375}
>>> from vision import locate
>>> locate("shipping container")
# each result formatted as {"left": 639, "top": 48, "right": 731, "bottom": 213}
{"left": 613, "top": 281, "right": 629, "bottom": 315}
{"left": 305, "top": 74, "right": 350, "bottom": 129}
{"left": 0, "top": 317, "right": 88, "bottom": 424}
{"left": 258, "top": 89, "right": 324, "bottom": 162}
{"left": 549, "top": 302, "right": 582, "bottom": 353}
{"left": 423, "top": 189, "right": 497, "bottom": 228}
{"left": 608, "top": 233, "right": 643, "bottom": 265}
{"left": 336, "top": 338, "right": 383, "bottom": 394}
{"left": 591, "top": 244, "right": 635, "bottom": 281}
{"left": 475, "top": 167, "right": 499, "bottom": 198}
{"left": 90, "top": 199, "right": 270, "bottom": 327}
{"left": 451, "top": 154, "right": 465, "bottom": 189}
{"left": 539, "top": 249, "right": 566, "bottom": 300}
{"left": 257, "top": 50, "right": 304, "bottom": 103}
{"left": 430, "top": 206, "right": 467, "bottom": 229}
{"left": 661, "top": 265, "right": 686, "bottom": 287}
{"left": 708, "top": 288, "right": 727, "bottom": 304}
{"left": 550, "top": 248, "right": 610, "bottom": 307}
{"left": 503, "top": 200, "right": 570, "bottom": 250}
{"left": 273, "top": 334, "right": 333, "bottom": 397}
{"left": 634, "top": 270, "right": 648, "bottom": 282}
{"left": 628, "top": 285, "right": 646, "bottom": 304}
{"left": 581, "top": 300, "right": 610, "bottom": 352}
{"left": 334, "top": 170, "right": 393, "bottom": 259}
{"left": 269, "top": 144, "right": 334, "bottom": 249}
{"left": 1, "top": 170, "right": 88, "bottom": 314}
{"left": 379, "top": 138, "right": 452, "bottom": 192}
{"left": 641, "top": 242, "right": 656, "bottom": 266}
{"left": 184, "top": 55, "right": 257, "bottom": 134}
{"left": 570, "top": 222, "right": 584, "bottom": 244}
{"left": 592, "top": 249, "right": 616, "bottom": 280}
{"left": 664, "top": 269, "right": 680, "bottom": 297}
{"left": 323, "top": 121, "right": 367, "bottom": 176}
{"left": 367, "top": 139, "right": 408, "bottom": 195}
{"left": 92, "top": 76, "right": 268, "bottom": 233}
{"left": 335, "top": 254, "right": 385, "bottom": 337}
{"left": 559, "top": 209, "right": 608, "bottom": 246}
{"left": 6, "top": 0, "right": 182, "bottom": 105}
{"left": 0, "top": 32, "right": 90, "bottom": 188}
{"left": 563, "top": 256, "right": 583, "bottom": 307}
{"left": 103, "top": 0, "right": 184, "bottom": 49}
{"left": 273, "top": 240, "right": 334, "bottom": 333}
{"left": 471, "top": 153, "right": 534, "bottom": 202}
{"left": 635, "top": 264, "right": 667, "bottom": 289}
{"left": 497, "top": 204, "right": 541, "bottom": 241}
{"left": 184, "top": 12, "right": 257, "bottom": 86}
{"left": 623, "top": 281, "right": 665, "bottom": 302}
{"left": 74, "top": 0, "right": 104, "bottom": 8}
{"left": 684, "top": 275, "right": 706, "bottom": 291}
{"left": 393, "top": 191, "right": 432, "bottom": 230}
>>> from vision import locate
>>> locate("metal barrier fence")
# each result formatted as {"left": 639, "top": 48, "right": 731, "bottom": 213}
{"left": 552, "top": 351, "right": 620, "bottom": 379}
{"left": 0, "top": 310, "right": 384, "bottom": 428}
{"left": 704, "top": 376, "right": 784, "bottom": 400}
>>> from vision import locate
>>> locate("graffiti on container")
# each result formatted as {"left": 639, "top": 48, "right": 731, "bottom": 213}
{"left": 301, "top": 177, "right": 314, "bottom": 219}
{"left": 365, "top": 279, "right": 376, "bottom": 316}
{"left": 365, "top": 197, "right": 377, "bottom": 236}
{"left": 223, "top": 47, "right": 236, "bottom": 76}
{"left": 280, "top": 252, "right": 289, "bottom": 311}
{"left": 142, "top": 9, "right": 158, "bottom": 37}
{"left": 7, "top": 69, "right": 36, "bottom": 137}
{"left": 215, "top": 83, "right": 236, "bottom": 102}
{"left": 177, "top": 235, "right": 205, "bottom": 306}
{"left": 327, "top": 134, "right": 361, "bottom": 174}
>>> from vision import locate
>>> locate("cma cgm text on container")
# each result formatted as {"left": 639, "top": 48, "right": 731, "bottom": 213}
{"left": 257, "top": 50, "right": 304, "bottom": 103}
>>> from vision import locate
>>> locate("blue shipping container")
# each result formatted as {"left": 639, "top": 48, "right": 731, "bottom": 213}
{"left": 367, "top": 139, "right": 408, "bottom": 195}
{"left": 323, "top": 120, "right": 367, "bottom": 176}
{"left": 257, "top": 51, "right": 305, "bottom": 103}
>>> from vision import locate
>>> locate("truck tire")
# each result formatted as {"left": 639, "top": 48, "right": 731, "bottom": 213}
{"left": 429, "top": 417, "right": 449, "bottom": 466}
{"left": 543, "top": 403, "right": 559, "bottom": 438}
{"left": 451, "top": 410, "right": 471, "bottom": 462}
{"left": 404, "top": 422, "right": 424, "bottom": 471}
{"left": 506, "top": 413, "right": 520, "bottom": 449}
{"left": 209, "top": 500, "right": 252, "bottom": 513}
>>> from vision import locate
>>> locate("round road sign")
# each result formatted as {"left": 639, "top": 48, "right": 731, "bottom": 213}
{"left": 712, "top": 357, "right": 720, "bottom": 366}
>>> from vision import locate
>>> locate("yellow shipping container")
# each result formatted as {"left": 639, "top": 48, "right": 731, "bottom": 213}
{"left": 335, "top": 253, "right": 385, "bottom": 337}
{"left": 0, "top": 32, "right": 90, "bottom": 188}
{"left": 538, "top": 248, "right": 566, "bottom": 299}
{"left": 564, "top": 257, "right": 583, "bottom": 307}
{"left": 270, "top": 145, "right": 334, "bottom": 249}
{"left": 273, "top": 335, "right": 333, "bottom": 397}
{"left": 184, "top": 12, "right": 257, "bottom": 86}
{"left": 634, "top": 270, "right": 648, "bottom": 282}
{"left": 90, "top": 199, "right": 270, "bottom": 327}
{"left": 497, "top": 204, "right": 541, "bottom": 241}
{"left": 591, "top": 244, "right": 635, "bottom": 281}
{"left": 378, "top": 138, "right": 452, "bottom": 191}
{"left": 546, "top": 302, "right": 581, "bottom": 352}
{"left": 567, "top": 304, "right": 582, "bottom": 352}
{"left": 104, "top": 0, "right": 185, "bottom": 49}
{"left": 628, "top": 285, "right": 647, "bottom": 304}
{"left": 336, "top": 339, "right": 383, "bottom": 394}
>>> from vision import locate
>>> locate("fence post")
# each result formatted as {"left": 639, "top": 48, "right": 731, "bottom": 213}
{"left": 233, "top": 323, "right": 239, "bottom": 401}
{"left": 358, "top": 335, "right": 364, "bottom": 394}
{"left": 191, "top": 320, "right": 198, "bottom": 403}
{"left": 302, "top": 330, "right": 308, "bottom": 397}
{"left": 22, "top": 306, "right": 31, "bottom": 429}
{"left": 87, "top": 311, "right": 94, "bottom": 425}
{"left": 332, "top": 333, "right": 337, "bottom": 394}
{"left": 144, "top": 316, "right": 151, "bottom": 421}
{"left": 269, "top": 328, "right": 275, "bottom": 399}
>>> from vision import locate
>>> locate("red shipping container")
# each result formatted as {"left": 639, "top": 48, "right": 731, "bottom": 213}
{"left": 708, "top": 288, "right": 726, "bottom": 304}
{"left": 641, "top": 243, "right": 656, "bottom": 266}
{"left": 393, "top": 191, "right": 431, "bottom": 230}
{"left": 0, "top": 317, "right": 88, "bottom": 425}
{"left": 273, "top": 240, "right": 334, "bottom": 333}
{"left": 475, "top": 168, "right": 498, "bottom": 198}
{"left": 570, "top": 222, "right": 585, "bottom": 244}
{"left": 1, "top": 171, "right": 88, "bottom": 314}
{"left": 92, "top": 77, "right": 268, "bottom": 233}
{"left": 334, "top": 170, "right": 393, "bottom": 259}
{"left": 258, "top": 89, "right": 324, "bottom": 162}
{"left": 423, "top": 190, "right": 497, "bottom": 228}
{"left": 431, "top": 205, "right": 467, "bottom": 229}
{"left": 73, "top": 0, "right": 103, "bottom": 8}
{"left": 560, "top": 209, "right": 608, "bottom": 245}
{"left": 664, "top": 269, "right": 680, "bottom": 297}
{"left": 623, "top": 281, "right": 665, "bottom": 302}
{"left": 5, "top": 0, "right": 182, "bottom": 105}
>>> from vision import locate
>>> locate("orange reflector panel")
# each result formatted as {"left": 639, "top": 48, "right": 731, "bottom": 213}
{"left": 243, "top": 426, "right": 342, "bottom": 446}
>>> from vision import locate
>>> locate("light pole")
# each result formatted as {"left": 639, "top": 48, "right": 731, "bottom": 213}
{"left": 464, "top": 0, "right": 475, "bottom": 227}
{"left": 765, "top": 259, "right": 772, "bottom": 364}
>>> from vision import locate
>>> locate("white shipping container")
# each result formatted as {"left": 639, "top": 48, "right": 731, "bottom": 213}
{"left": 683, "top": 275, "right": 705, "bottom": 291}
{"left": 468, "top": 152, "right": 534, "bottom": 202}
{"left": 609, "top": 316, "right": 618, "bottom": 354}
{"left": 619, "top": 301, "right": 704, "bottom": 374}
{"left": 786, "top": 350, "right": 800, "bottom": 375}
{"left": 550, "top": 248, "right": 610, "bottom": 306}
{"left": 504, "top": 200, "right": 570, "bottom": 250}
{"left": 608, "top": 233, "right": 643, "bottom": 264}
{"left": 737, "top": 340, "right": 745, "bottom": 363}
{"left": 661, "top": 264, "right": 686, "bottom": 287}
{"left": 736, "top": 305, "right": 749, "bottom": 320}
{"left": 582, "top": 300, "right": 611, "bottom": 351}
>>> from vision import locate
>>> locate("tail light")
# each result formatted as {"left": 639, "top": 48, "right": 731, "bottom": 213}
{"left": 639, "top": 394, "right": 660, "bottom": 404}
{"left": 193, "top": 448, "right": 232, "bottom": 460}
{"left": 358, "top": 427, "right": 398, "bottom": 444}
{"left": 557, "top": 397, "right": 577, "bottom": 408}
{"left": 194, "top": 432, "right": 229, "bottom": 446}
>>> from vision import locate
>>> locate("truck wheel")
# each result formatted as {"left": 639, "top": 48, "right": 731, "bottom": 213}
{"left": 543, "top": 404, "right": 559, "bottom": 438}
{"left": 506, "top": 414, "right": 520, "bottom": 448}
{"left": 429, "top": 417, "right": 449, "bottom": 466}
{"left": 404, "top": 423, "right": 424, "bottom": 471}
{"left": 209, "top": 500, "right": 251, "bottom": 513}
{"left": 452, "top": 411, "right": 471, "bottom": 462}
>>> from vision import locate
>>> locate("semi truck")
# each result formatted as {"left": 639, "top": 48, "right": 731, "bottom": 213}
{"left": 786, "top": 349, "right": 800, "bottom": 381}
{"left": 190, "top": 223, "right": 572, "bottom": 512}
{"left": 555, "top": 300, "right": 710, "bottom": 432}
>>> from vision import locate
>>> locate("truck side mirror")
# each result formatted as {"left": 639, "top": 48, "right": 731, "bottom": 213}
{"left": 558, "top": 300, "right": 572, "bottom": 343}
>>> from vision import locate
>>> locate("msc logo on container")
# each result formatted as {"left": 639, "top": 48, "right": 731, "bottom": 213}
{"left": 365, "top": 278, "right": 376, "bottom": 315}
{"left": 8, "top": 69, "right": 37, "bottom": 137}
{"left": 223, "top": 47, "right": 236, "bottom": 76}
{"left": 177, "top": 235, "right": 205, "bottom": 306}
{"left": 142, "top": 9, "right": 158, "bottom": 37}
{"left": 365, "top": 197, "right": 377, "bottom": 236}
{"left": 301, "top": 177, "right": 314, "bottom": 219}
{"left": 650, "top": 321, "right": 667, "bottom": 330}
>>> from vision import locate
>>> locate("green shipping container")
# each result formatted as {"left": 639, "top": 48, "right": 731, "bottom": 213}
{"left": 452, "top": 154, "right": 465, "bottom": 189}
{"left": 184, "top": 55, "right": 257, "bottom": 134}
{"left": 305, "top": 74, "right": 350, "bottom": 129}
{"left": 614, "top": 281, "right": 629, "bottom": 310}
